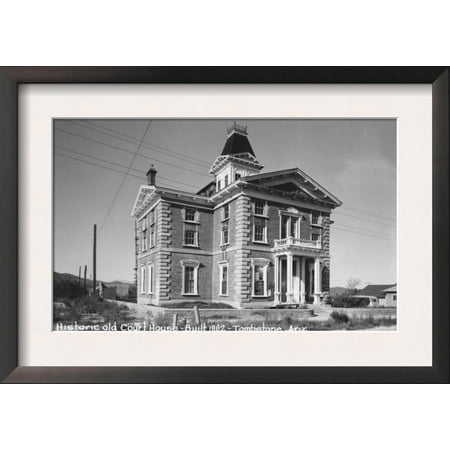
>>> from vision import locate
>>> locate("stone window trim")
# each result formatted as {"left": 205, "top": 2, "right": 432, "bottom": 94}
{"left": 218, "top": 261, "right": 229, "bottom": 296}
{"left": 140, "top": 265, "right": 147, "bottom": 294}
{"left": 251, "top": 258, "right": 270, "bottom": 298}
{"left": 180, "top": 260, "right": 200, "bottom": 296}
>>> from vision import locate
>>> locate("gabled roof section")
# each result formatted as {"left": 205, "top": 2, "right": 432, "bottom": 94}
{"left": 382, "top": 284, "right": 397, "bottom": 293}
{"left": 357, "top": 284, "right": 394, "bottom": 298}
{"left": 243, "top": 168, "right": 343, "bottom": 208}
{"left": 131, "top": 184, "right": 215, "bottom": 219}
{"left": 196, "top": 181, "right": 216, "bottom": 197}
{"left": 131, "top": 185, "right": 157, "bottom": 218}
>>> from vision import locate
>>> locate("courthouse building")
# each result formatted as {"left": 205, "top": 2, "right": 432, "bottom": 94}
{"left": 131, "top": 123, "right": 342, "bottom": 307}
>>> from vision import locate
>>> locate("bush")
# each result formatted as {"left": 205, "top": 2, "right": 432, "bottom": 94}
{"left": 331, "top": 295, "right": 369, "bottom": 308}
{"left": 330, "top": 311, "right": 350, "bottom": 323}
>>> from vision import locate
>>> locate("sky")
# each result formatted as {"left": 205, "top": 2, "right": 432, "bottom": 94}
{"left": 54, "top": 119, "right": 396, "bottom": 288}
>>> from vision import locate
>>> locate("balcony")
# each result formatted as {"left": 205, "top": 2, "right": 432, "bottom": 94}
{"left": 274, "top": 236, "right": 322, "bottom": 251}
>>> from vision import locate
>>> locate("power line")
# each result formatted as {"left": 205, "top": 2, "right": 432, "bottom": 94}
{"left": 334, "top": 210, "right": 395, "bottom": 229}
{"left": 333, "top": 225, "right": 396, "bottom": 241}
{"left": 339, "top": 206, "right": 395, "bottom": 223}
{"left": 55, "top": 144, "right": 201, "bottom": 189}
{"left": 99, "top": 121, "right": 152, "bottom": 232}
{"left": 83, "top": 120, "right": 212, "bottom": 167}
{"left": 334, "top": 225, "right": 395, "bottom": 240}
{"left": 56, "top": 147, "right": 395, "bottom": 239}
{"left": 57, "top": 122, "right": 397, "bottom": 227}
{"left": 334, "top": 222, "right": 395, "bottom": 238}
{"left": 55, "top": 152, "right": 187, "bottom": 191}
{"left": 70, "top": 120, "right": 211, "bottom": 169}
{"left": 54, "top": 127, "right": 211, "bottom": 178}
{"left": 55, "top": 152, "right": 144, "bottom": 181}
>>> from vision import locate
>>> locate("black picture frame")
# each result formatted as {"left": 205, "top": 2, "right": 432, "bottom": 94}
{"left": 0, "top": 67, "right": 448, "bottom": 384}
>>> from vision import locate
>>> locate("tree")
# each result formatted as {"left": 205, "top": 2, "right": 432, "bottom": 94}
{"left": 346, "top": 278, "right": 361, "bottom": 295}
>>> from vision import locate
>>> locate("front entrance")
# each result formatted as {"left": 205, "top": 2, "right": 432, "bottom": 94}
{"left": 275, "top": 254, "right": 322, "bottom": 305}
{"left": 279, "top": 256, "right": 301, "bottom": 303}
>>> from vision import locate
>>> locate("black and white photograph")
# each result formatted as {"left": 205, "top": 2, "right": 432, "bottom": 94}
{"left": 54, "top": 118, "right": 397, "bottom": 332}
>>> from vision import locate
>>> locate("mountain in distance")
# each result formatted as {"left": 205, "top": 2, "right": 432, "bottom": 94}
{"left": 53, "top": 271, "right": 134, "bottom": 300}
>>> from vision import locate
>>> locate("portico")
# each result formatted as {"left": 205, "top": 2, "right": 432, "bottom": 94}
{"left": 274, "top": 252, "right": 323, "bottom": 305}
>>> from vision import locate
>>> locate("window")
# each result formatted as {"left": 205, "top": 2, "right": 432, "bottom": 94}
{"left": 253, "top": 217, "right": 267, "bottom": 243}
{"left": 223, "top": 203, "right": 229, "bottom": 220}
{"left": 141, "top": 216, "right": 148, "bottom": 252}
{"left": 149, "top": 210, "right": 156, "bottom": 248}
{"left": 184, "top": 267, "right": 195, "bottom": 294}
{"left": 280, "top": 215, "right": 289, "bottom": 239}
{"left": 217, "top": 180, "right": 221, "bottom": 191}
{"left": 290, "top": 217, "right": 299, "bottom": 238}
{"left": 251, "top": 260, "right": 269, "bottom": 297}
{"left": 254, "top": 200, "right": 266, "bottom": 216}
{"left": 311, "top": 213, "right": 320, "bottom": 225}
{"left": 221, "top": 222, "right": 229, "bottom": 245}
{"left": 142, "top": 232, "right": 148, "bottom": 252}
{"left": 224, "top": 175, "right": 229, "bottom": 186}
{"left": 140, "top": 265, "right": 146, "bottom": 294}
{"left": 393, "top": 294, "right": 397, "bottom": 301}
{"left": 148, "top": 263, "right": 154, "bottom": 294}
{"left": 184, "top": 224, "right": 198, "bottom": 246}
{"left": 219, "top": 264, "right": 228, "bottom": 296}
{"left": 185, "top": 207, "right": 196, "bottom": 222}
{"left": 235, "top": 172, "right": 241, "bottom": 181}
{"left": 181, "top": 260, "right": 199, "bottom": 295}
{"left": 311, "top": 232, "right": 321, "bottom": 242}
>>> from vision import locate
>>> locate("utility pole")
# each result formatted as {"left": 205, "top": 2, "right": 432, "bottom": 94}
{"left": 78, "top": 265, "right": 81, "bottom": 297}
{"left": 93, "top": 224, "right": 97, "bottom": 297}
{"left": 83, "top": 265, "right": 87, "bottom": 296}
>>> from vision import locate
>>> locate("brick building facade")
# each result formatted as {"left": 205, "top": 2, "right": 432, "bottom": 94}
{"left": 131, "top": 123, "right": 342, "bottom": 308}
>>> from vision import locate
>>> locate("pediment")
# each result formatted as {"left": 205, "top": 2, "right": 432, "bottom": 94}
{"left": 244, "top": 168, "right": 342, "bottom": 207}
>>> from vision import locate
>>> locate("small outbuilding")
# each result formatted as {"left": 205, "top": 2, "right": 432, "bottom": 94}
{"left": 380, "top": 284, "right": 397, "bottom": 307}
{"left": 350, "top": 284, "right": 396, "bottom": 307}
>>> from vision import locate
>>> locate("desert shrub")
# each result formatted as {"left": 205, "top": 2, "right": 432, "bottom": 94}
{"left": 330, "top": 311, "right": 350, "bottom": 323}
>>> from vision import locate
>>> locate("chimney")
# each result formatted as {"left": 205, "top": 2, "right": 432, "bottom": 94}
{"left": 146, "top": 164, "right": 157, "bottom": 186}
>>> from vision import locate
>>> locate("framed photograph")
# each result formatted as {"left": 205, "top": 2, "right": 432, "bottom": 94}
{"left": 0, "top": 67, "right": 448, "bottom": 383}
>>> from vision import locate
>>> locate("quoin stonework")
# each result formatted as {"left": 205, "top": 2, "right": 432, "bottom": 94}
{"left": 131, "top": 122, "right": 342, "bottom": 308}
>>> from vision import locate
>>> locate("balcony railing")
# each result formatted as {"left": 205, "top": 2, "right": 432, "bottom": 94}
{"left": 274, "top": 236, "right": 322, "bottom": 250}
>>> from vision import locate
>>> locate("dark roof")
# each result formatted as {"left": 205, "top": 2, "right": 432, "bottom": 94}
{"left": 357, "top": 284, "right": 394, "bottom": 298}
{"left": 196, "top": 181, "right": 215, "bottom": 196}
{"left": 221, "top": 132, "right": 255, "bottom": 157}
{"left": 382, "top": 284, "right": 397, "bottom": 293}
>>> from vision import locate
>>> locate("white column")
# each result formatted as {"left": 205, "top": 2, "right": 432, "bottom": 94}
{"left": 274, "top": 255, "right": 280, "bottom": 304}
{"left": 286, "top": 252, "right": 293, "bottom": 303}
{"left": 313, "top": 257, "right": 322, "bottom": 305}
{"left": 300, "top": 257, "right": 306, "bottom": 304}
{"left": 294, "top": 256, "right": 300, "bottom": 303}
{"left": 309, "top": 263, "right": 314, "bottom": 298}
